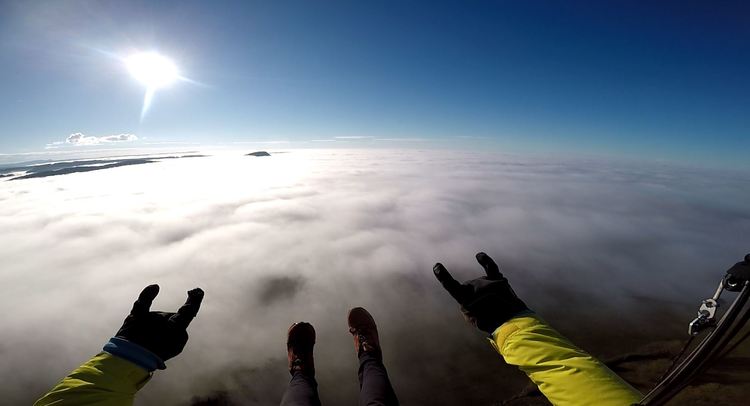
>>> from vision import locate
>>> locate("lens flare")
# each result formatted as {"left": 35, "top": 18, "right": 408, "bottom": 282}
{"left": 124, "top": 52, "right": 181, "bottom": 120}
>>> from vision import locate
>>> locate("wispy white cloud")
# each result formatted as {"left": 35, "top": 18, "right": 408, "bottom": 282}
{"left": 334, "top": 136, "right": 373, "bottom": 140}
{"left": 67, "top": 132, "right": 138, "bottom": 145}
{"left": 374, "top": 138, "right": 427, "bottom": 142}
{"left": 142, "top": 141, "right": 201, "bottom": 146}
{"left": 46, "top": 132, "right": 138, "bottom": 149}
{"left": 231, "top": 140, "right": 291, "bottom": 145}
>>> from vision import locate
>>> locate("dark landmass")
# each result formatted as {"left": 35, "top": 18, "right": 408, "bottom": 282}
{"left": 0, "top": 152, "right": 206, "bottom": 174}
{"left": 13, "top": 159, "right": 141, "bottom": 175}
{"left": 0, "top": 159, "right": 51, "bottom": 172}
{"left": 168, "top": 154, "right": 208, "bottom": 159}
{"left": 5, "top": 154, "right": 209, "bottom": 181}
{"left": 246, "top": 151, "right": 271, "bottom": 157}
{"left": 11, "top": 159, "right": 155, "bottom": 180}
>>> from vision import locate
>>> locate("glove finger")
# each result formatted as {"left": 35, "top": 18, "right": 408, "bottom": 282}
{"left": 433, "top": 263, "right": 466, "bottom": 303}
{"left": 170, "top": 288, "right": 204, "bottom": 328}
{"left": 476, "top": 252, "right": 502, "bottom": 279}
{"left": 460, "top": 304, "right": 478, "bottom": 328}
{"left": 130, "top": 284, "right": 159, "bottom": 316}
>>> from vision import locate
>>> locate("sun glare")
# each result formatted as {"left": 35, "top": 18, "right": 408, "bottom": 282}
{"left": 125, "top": 52, "right": 180, "bottom": 89}
{"left": 124, "top": 52, "right": 181, "bottom": 120}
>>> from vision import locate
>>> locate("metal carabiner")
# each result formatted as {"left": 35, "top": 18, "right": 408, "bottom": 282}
{"left": 688, "top": 279, "right": 724, "bottom": 336}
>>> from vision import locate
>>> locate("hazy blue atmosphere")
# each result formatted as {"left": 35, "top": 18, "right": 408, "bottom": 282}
{"left": 1, "top": 1, "right": 748, "bottom": 168}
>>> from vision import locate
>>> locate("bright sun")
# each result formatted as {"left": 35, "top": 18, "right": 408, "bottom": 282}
{"left": 124, "top": 52, "right": 181, "bottom": 119}
{"left": 125, "top": 52, "right": 180, "bottom": 89}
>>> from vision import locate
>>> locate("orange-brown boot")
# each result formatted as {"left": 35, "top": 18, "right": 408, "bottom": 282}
{"left": 347, "top": 307, "right": 382, "bottom": 359}
{"left": 287, "top": 322, "right": 316, "bottom": 376}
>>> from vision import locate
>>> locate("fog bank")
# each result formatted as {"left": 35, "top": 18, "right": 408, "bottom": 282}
{"left": 1, "top": 149, "right": 748, "bottom": 405}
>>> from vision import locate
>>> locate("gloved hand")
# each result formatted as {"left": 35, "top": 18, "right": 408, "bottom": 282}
{"left": 725, "top": 254, "right": 750, "bottom": 292}
{"left": 110, "top": 284, "right": 204, "bottom": 369}
{"left": 433, "top": 252, "right": 529, "bottom": 334}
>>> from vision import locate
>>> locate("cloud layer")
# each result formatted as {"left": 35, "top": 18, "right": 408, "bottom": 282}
{"left": 0, "top": 150, "right": 748, "bottom": 405}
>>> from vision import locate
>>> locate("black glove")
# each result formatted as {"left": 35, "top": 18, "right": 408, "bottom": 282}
{"left": 433, "top": 252, "right": 528, "bottom": 334}
{"left": 115, "top": 284, "right": 204, "bottom": 364}
{"left": 725, "top": 254, "right": 750, "bottom": 292}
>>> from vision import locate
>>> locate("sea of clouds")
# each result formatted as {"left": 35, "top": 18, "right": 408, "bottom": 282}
{"left": 1, "top": 149, "right": 748, "bottom": 405}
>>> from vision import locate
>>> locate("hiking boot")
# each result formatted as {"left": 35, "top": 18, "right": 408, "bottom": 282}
{"left": 287, "top": 322, "right": 315, "bottom": 376}
{"left": 347, "top": 307, "right": 381, "bottom": 357}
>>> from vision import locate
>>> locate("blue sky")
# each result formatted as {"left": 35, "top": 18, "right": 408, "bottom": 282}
{"left": 0, "top": 1, "right": 748, "bottom": 168}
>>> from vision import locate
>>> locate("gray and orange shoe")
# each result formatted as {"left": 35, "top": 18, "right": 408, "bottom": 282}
{"left": 347, "top": 307, "right": 382, "bottom": 358}
{"left": 287, "top": 322, "right": 316, "bottom": 376}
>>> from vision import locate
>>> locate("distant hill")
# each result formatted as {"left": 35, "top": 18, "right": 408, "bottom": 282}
{"left": 246, "top": 151, "right": 271, "bottom": 157}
